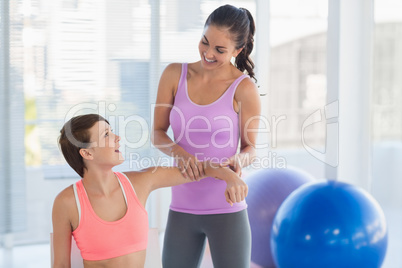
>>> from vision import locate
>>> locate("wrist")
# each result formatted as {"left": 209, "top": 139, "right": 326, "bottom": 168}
{"left": 237, "top": 147, "right": 256, "bottom": 168}
{"left": 204, "top": 161, "right": 230, "bottom": 181}
{"left": 170, "top": 144, "right": 185, "bottom": 158}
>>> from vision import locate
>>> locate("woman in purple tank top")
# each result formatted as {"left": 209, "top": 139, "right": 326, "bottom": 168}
{"left": 152, "top": 4, "right": 261, "bottom": 268}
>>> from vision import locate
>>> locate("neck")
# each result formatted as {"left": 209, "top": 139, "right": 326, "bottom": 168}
{"left": 82, "top": 166, "right": 118, "bottom": 196}
{"left": 197, "top": 61, "right": 236, "bottom": 80}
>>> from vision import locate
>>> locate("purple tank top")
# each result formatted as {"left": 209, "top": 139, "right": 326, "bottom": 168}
{"left": 169, "top": 63, "right": 248, "bottom": 214}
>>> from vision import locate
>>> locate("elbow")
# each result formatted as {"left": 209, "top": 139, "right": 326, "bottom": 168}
{"left": 250, "top": 150, "right": 258, "bottom": 166}
{"left": 53, "top": 262, "right": 70, "bottom": 268}
{"left": 249, "top": 155, "right": 257, "bottom": 165}
{"left": 150, "top": 131, "right": 156, "bottom": 146}
{"left": 150, "top": 128, "right": 159, "bottom": 146}
{"left": 240, "top": 145, "right": 257, "bottom": 167}
{"left": 250, "top": 148, "right": 257, "bottom": 162}
{"left": 53, "top": 253, "right": 71, "bottom": 268}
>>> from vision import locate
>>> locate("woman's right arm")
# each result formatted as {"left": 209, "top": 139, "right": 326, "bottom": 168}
{"left": 151, "top": 63, "right": 204, "bottom": 181}
{"left": 52, "top": 188, "right": 74, "bottom": 268}
{"left": 151, "top": 63, "right": 179, "bottom": 156}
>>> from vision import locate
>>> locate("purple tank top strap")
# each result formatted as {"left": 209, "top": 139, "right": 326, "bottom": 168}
{"left": 216, "top": 74, "right": 248, "bottom": 107}
{"left": 224, "top": 74, "right": 248, "bottom": 101}
{"left": 175, "top": 63, "right": 188, "bottom": 98}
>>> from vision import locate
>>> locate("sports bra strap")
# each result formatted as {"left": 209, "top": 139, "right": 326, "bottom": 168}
{"left": 118, "top": 172, "right": 138, "bottom": 196}
{"left": 73, "top": 182, "right": 81, "bottom": 223}
{"left": 116, "top": 176, "right": 128, "bottom": 204}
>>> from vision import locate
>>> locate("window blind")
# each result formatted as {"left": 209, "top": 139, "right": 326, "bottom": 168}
{"left": 0, "top": 0, "right": 26, "bottom": 234}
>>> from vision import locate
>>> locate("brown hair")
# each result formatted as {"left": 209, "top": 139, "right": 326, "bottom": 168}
{"left": 205, "top": 4, "right": 256, "bottom": 81}
{"left": 59, "top": 114, "right": 109, "bottom": 177}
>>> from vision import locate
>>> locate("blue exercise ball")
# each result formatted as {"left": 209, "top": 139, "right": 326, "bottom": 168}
{"left": 245, "top": 168, "right": 316, "bottom": 268}
{"left": 271, "top": 180, "right": 388, "bottom": 268}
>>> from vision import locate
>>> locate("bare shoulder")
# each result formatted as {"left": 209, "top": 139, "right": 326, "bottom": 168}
{"left": 121, "top": 170, "right": 155, "bottom": 189}
{"left": 122, "top": 167, "right": 178, "bottom": 191}
{"left": 235, "top": 76, "right": 260, "bottom": 101}
{"left": 161, "top": 63, "right": 182, "bottom": 82}
{"left": 123, "top": 169, "right": 151, "bottom": 180}
{"left": 164, "top": 62, "right": 182, "bottom": 72}
{"left": 53, "top": 185, "right": 76, "bottom": 210}
{"left": 52, "top": 184, "right": 77, "bottom": 228}
{"left": 121, "top": 170, "right": 154, "bottom": 205}
{"left": 158, "top": 63, "right": 183, "bottom": 98}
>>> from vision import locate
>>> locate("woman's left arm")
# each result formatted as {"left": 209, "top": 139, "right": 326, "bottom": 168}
{"left": 125, "top": 161, "right": 248, "bottom": 207}
{"left": 221, "top": 78, "right": 261, "bottom": 176}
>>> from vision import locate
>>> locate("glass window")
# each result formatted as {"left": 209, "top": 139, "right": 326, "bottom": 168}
{"left": 4, "top": 0, "right": 257, "bottom": 251}
{"left": 268, "top": 0, "right": 328, "bottom": 178}
{"left": 371, "top": 0, "right": 402, "bottom": 267}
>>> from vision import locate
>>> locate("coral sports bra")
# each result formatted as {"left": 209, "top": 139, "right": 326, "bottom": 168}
{"left": 72, "top": 172, "right": 148, "bottom": 261}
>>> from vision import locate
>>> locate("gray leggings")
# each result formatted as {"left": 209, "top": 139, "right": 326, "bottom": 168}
{"left": 162, "top": 209, "right": 251, "bottom": 268}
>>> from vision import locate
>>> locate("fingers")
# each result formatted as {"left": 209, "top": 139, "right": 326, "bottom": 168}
{"left": 243, "top": 185, "right": 248, "bottom": 198}
{"left": 225, "top": 191, "right": 233, "bottom": 207}
{"left": 196, "top": 161, "right": 205, "bottom": 177}
{"left": 220, "top": 156, "right": 243, "bottom": 176}
{"left": 188, "top": 160, "right": 201, "bottom": 181}
{"left": 234, "top": 165, "right": 242, "bottom": 177}
{"left": 179, "top": 166, "right": 188, "bottom": 179}
{"left": 178, "top": 158, "right": 203, "bottom": 181}
{"left": 184, "top": 164, "right": 195, "bottom": 181}
{"left": 237, "top": 188, "right": 245, "bottom": 201}
{"left": 226, "top": 183, "right": 248, "bottom": 205}
{"left": 220, "top": 160, "right": 230, "bottom": 167}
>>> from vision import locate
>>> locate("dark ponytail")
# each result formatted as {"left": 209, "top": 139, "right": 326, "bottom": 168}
{"left": 236, "top": 8, "right": 255, "bottom": 81}
{"left": 205, "top": 5, "right": 256, "bottom": 81}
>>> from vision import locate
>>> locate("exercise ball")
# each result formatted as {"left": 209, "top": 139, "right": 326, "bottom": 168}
{"left": 245, "top": 167, "right": 316, "bottom": 267}
{"left": 271, "top": 180, "right": 388, "bottom": 268}
{"left": 250, "top": 261, "right": 263, "bottom": 268}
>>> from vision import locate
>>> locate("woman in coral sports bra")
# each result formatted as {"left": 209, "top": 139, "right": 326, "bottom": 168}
{"left": 152, "top": 4, "right": 261, "bottom": 268}
{"left": 52, "top": 114, "right": 247, "bottom": 268}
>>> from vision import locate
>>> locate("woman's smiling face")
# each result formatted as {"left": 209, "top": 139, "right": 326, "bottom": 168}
{"left": 198, "top": 25, "right": 242, "bottom": 69}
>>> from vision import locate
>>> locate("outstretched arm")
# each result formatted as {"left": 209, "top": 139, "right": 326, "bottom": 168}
{"left": 125, "top": 161, "right": 248, "bottom": 206}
